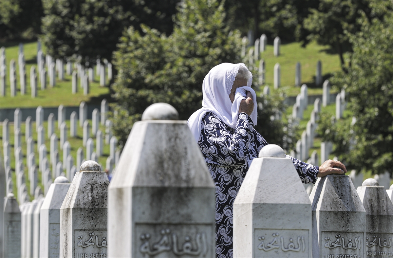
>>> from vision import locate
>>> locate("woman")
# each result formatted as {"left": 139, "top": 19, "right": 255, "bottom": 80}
{"left": 188, "top": 63, "right": 347, "bottom": 258}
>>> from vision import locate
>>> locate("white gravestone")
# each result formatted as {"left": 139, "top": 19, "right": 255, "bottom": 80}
{"left": 274, "top": 63, "right": 280, "bottom": 89}
{"left": 76, "top": 148, "right": 84, "bottom": 170}
{"left": 88, "top": 68, "right": 94, "bottom": 82}
{"left": 66, "top": 155, "right": 74, "bottom": 177}
{"left": 233, "top": 144, "right": 312, "bottom": 257}
{"left": 260, "top": 34, "right": 267, "bottom": 53}
{"left": 322, "top": 80, "right": 330, "bottom": 106}
{"left": 96, "top": 130, "right": 103, "bottom": 157}
{"left": 0, "top": 74, "right": 5, "bottom": 96}
{"left": 254, "top": 39, "right": 260, "bottom": 61}
{"left": 14, "top": 129, "right": 21, "bottom": 150}
{"left": 21, "top": 202, "right": 30, "bottom": 258}
{"left": 70, "top": 111, "right": 77, "bottom": 137}
{"left": 25, "top": 116, "right": 32, "bottom": 140}
{"left": 40, "top": 176, "right": 70, "bottom": 258}
{"left": 336, "top": 94, "right": 342, "bottom": 119}
{"left": 39, "top": 145, "right": 47, "bottom": 172}
{"left": 50, "top": 134, "right": 58, "bottom": 162}
{"left": 48, "top": 113, "right": 55, "bottom": 139}
{"left": 316, "top": 60, "right": 322, "bottom": 86}
{"left": 79, "top": 102, "right": 87, "bottom": 127}
{"left": 60, "top": 123, "right": 67, "bottom": 149}
{"left": 31, "top": 66, "right": 37, "bottom": 98}
{"left": 0, "top": 158, "right": 4, "bottom": 257}
{"left": 86, "top": 138, "right": 94, "bottom": 161}
{"left": 36, "top": 106, "right": 44, "bottom": 130}
{"left": 258, "top": 60, "right": 265, "bottom": 86}
{"left": 105, "top": 157, "right": 113, "bottom": 174}
{"left": 50, "top": 63, "right": 56, "bottom": 87}
{"left": 26, "top": 200, "right": 38, "bottom": 258}
{"left": 72, "top": 71, "right": 78, "bottom": 94}
{"left": 296, "top": 140, "right": 302, "bottom": 160}
{"left": 84, "top": 75, "right": 89, "bottom": 95}
{"left": 108, "top": 103, "right": 215, "bottom": 257}
{"left": 63, "top": 141, "right": 70, "bottom": 169}
{"left": 58, "top": 105, "right": 65, "bottom": 129}
{"left": 301, "top": 84, "right": 308, "bottom": 107}
{"left": 295, "top": 62, "right": 301, "bottom": 86}
{"left": 83, "top": 121, "right": 90, "bottom": 147}
{"left": 105, "top": 120, "right": 112, "bottom": 144}
{"left": 310, "top": 175, "right": 366, "bottom": 258}
{"left": 358, "top": 179, "right": 393, "bottom": 257}
{"left": 109, "top": 136, "right": 117, "bottom": 160}
{"left": 3, "top": 193, "right": 21, "bottom": 258}
{"left": 41, "top": 69, "right": 47, "bottom": 90}
{"left": 33, "top": 196, "right": 44, "bottom": 257}
{"left": 92, "top": 109, "right": 99, "bottom": 136}
{"left": 66, "top": 61, "right": 72, "bottom": 75}
{"left": 14, "top": 108, "right": 21, "bottom": 132}
{"left": 60, "top": 161, "right": 109, "bottom": 258}
{"left": 301, "top": 131, "right": 308, "bottom": 160}
{"left": 56, "top": 162, "right": 63, "bottom": 178}
{"left": 30, "top": 166, "right": 38, "bottom": 196}
{"left": 100, "top": 99, "right": 107, "bottom": 125}
{"left": 37, "top": 126, "right": 45, "bottom": 151}
{"left": 2, "top": 119, "right": 9, "bottom": 143}
{"left": 274, "top": 37, "right": 280, "bottom": 56}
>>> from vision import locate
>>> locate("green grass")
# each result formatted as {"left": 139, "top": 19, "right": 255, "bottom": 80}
{"left": 252, "top": 41, "right": 343, "bottom": 96}
{"left": 0, "top": 118, "right": 111, "bottom": 201}
{"left": 0, "top": 41, "right": 110, "bottom": 108}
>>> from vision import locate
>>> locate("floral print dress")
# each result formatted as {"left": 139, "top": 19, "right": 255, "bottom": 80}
{"left": 198, "top": 111, "right": 319, "bottom": 258}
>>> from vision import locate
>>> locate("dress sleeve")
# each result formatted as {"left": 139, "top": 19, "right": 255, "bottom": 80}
{"left": 199, "top": 112, "right": 267, "bottom": 166}
{"left": 286, "top": 155, "right": 319, "bottom": 184}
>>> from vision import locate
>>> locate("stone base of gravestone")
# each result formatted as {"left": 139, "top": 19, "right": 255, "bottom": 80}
{"left": 234, "top": 145, "right": 312, "bottom": 258}
{"left": 310, "top": 175, "right": 366, "bottom": 258}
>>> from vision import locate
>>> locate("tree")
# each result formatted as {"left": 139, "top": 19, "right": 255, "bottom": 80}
{"left": 317, "top": 15, "right": 393, "bottom": 174}
{"left": 0, "top": 0, "right": 43, "bottom": 39}
{"left": 41, "top": 0, "right": 180, "bottom": 65}
{"left": 304, "top": 0, "right": 392, "bottom": 69}
{"left": 110, "top": 0, "right": 298, "bottom": 150}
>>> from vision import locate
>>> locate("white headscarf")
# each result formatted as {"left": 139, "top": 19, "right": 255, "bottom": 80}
{"left": 188, "top": 63, "right": 257, "bottom": 142}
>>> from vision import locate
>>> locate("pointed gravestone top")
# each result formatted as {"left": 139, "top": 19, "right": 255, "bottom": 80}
{"left": 54, "top": 176, "right": 69, "bottom": 183}
{"left": 141, "top": 103, "right": 179, "bottom": 121}
{"left": 80, "top": 160, "right": 101, "bottom": 172}
{"left": 362, "top": 178, "right": 379, "bottom": 186}
{"left": 258, "top": 144, "right": 286, "bottom": 158}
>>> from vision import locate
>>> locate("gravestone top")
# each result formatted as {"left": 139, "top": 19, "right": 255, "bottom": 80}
{"left": 362, "top": 178, "right": 379, "bottom": 186}
{"left": 54, "top": 176, "right": 69, "bottom": 183}
{"left": 7, "top": 193, "right": 14, "bottom": 198}
{"left": 80, "top": 160, "right": 102, "bottom": 172}
{"left": 390, "top": 184, "right": 393, "bottom": 190}
{"left": 258, "top": 144, "right": 286, "bottom": 158}
{"left": 141, "top": 103, "right": 179, "bottom": 121}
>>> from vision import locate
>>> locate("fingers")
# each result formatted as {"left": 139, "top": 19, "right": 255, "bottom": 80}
{"left": 330, "top": 160, "right": 347, "bottom": 173}
{"left": 328, "top": 168, "right": 346, "bottom": 175}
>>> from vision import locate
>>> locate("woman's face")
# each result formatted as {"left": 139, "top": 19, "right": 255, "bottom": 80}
{"left": 229, "top": 78, "right": 248, "bottom": 103}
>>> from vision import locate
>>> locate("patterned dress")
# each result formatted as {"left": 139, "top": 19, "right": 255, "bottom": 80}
{"left": 198, "top": 111, "right": 319, "bottom": 258}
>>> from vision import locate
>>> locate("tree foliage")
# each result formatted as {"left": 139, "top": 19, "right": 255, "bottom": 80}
{"left": 41, "top": 0, "right": 179, "bottom": 65}
{"left": 110, "top": 0, "right": 297, "bottom": 150}
{"left": 304, "top": 0, "right": 392, "bottom": 68}
{"left": 0, "top": 0, "right": 43, "bottom": 39}
{"left": 318, "top": 15, "right": 393, "bottom": 174}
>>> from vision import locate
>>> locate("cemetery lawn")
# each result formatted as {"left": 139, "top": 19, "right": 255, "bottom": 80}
{"left": 0, "top": 41, "right": 110, "bottom": 108}
{"left": 257, "top": 41, "right": 343, "bottom": 96}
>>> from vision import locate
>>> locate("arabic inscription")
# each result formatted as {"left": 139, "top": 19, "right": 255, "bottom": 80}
{"left": 366, "top": 233, "right": 393, "bottom": 258}
{"left": 254, "top": 229, "right": 309, "bottom": 258}
{"left": 322, "top": 232, "right": 363, "bottom": 258}
{"left": 74, "top": 230, "right": 107, "bottom": 258}
{"left": 135, "top": 224, "right": 213, "bottom": 258}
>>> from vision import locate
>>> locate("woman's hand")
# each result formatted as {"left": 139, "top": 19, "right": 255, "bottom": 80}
{"left": 239, "top": 91, "right": 254, "bottom": 116}
{"left": 317, "top": 159, "right": 347, "bottom": 177}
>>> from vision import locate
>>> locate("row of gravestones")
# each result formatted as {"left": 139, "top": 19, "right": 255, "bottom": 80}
{"left": 1, "top": 103, "right": 393, "bottom": 258}
{"left": 0, "top": 42, "right": 112, "bottom": 97}
{"left": 244, "top": 34, "right": 323, "bottom": 88}
{"left": 1, "top": 99, "right": 120, "bottom": 205}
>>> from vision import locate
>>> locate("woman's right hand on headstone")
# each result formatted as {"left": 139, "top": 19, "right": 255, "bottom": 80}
{"left": 239, "top": 91, "right": 254, "bottom": 116}
{"left": 317, "top": 159, "right": 347, "bottom": 177}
